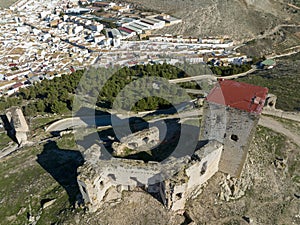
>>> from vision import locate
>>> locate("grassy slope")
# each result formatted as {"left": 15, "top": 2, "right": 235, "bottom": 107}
{"left": 0, "top": 118, "right": 299, "bottom": 224}
{"left": 0, "top": 133, "right": 80, "bottom": 225}
{"left": 237, "top": 53, "right": 300, "bottom": 111}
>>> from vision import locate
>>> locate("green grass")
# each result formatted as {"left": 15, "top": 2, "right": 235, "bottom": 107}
{"left": 56, "top": 133, "right": 78, "bottom": 150}
{"left": 0, "top": 145, "right": 61, "bottom": 224}
{"left": 0, "top": 133, "right": 84, "bottom": 225}
{"left": 0, "top": 132, "right": 12, "bottom": 149}
{"left": 237, "top": 59, "right": 300, "bottom": 111}
{"left": 257, "top": 126, "right": 286, "bottom": 158}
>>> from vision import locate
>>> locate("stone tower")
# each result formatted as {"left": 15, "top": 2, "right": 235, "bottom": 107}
{"left": 200, "top": 79, "right": 268, "bottom": 177}
{"left": 4, "top": 107, "right": 29, "bottom": 146}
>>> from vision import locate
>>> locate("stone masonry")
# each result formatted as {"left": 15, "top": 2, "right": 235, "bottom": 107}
{"left": 4, "top": 107, "right": 29, "bottom": 146}
{"left": 76, "top": 79, "right": 268, "bottom": 212}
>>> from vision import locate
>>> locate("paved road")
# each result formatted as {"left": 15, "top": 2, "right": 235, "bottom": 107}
{"left": 168, "top": 68, "right": 257, "bottom": 84}
{"left": 46, "top": 115, "right": 112, "bottom": 132}
{"left": 46, "top": 107, "right": 300, "bottom": 147}
{"left": 288, "top": 3, "right": 300, "bottom": 10}
{"left": 267, "top": 45, "right": 300, "bottom": 59}
{"left": 220, "top": 68, "right": 257, "bottom": 79}
{"left": 169, "top": 74, "right": 217, "bottom": 83}
{"left": 185, "top": 89, "right": 207, "bottom": 95}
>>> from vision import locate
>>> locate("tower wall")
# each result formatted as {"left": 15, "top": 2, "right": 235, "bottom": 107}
{"left": 219, "top": 107, "right": 259, "bottom": 177}
{"left": 200, "top": 101, "right": 260, "bottom": 177}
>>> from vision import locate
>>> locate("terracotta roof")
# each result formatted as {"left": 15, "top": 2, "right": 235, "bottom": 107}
{"left": 206, "top": 79, "right": 268, "bottom": 114}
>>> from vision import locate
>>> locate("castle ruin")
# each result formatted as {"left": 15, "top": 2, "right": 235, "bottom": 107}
{"left": 2, "top": 107, "right": 29, "bottom": 146}
{"left": 76, "top": 79, "right": 268, "bottom": 213}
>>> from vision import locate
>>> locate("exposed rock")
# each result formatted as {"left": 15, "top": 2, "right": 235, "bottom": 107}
{"left": 242, "top": 216, "right": 251, "bottom": 223}
{"left": 219, "top": 174, "right": 251, "bottom": 201}
{"left": 59, "top": 129, "right": 75, "bottom": 137}
{"left": 41, "top": 198, "right": 56, "bottom": 209}
{"left": 273, "top": 157, "right": 287, "bottom": 170}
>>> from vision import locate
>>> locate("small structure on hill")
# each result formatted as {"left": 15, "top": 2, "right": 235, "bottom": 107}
{"left": 76, "top": 79, "right": 268, "bottom": 212}
{"left": 260, "top": 59, "right": 276, "bottom": 69}
{"left": 4, "top": 107, "right": 29, "bottom": 146}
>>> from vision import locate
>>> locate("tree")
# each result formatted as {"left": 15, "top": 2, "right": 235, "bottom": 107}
{"left": 36, "top": 100, "right": 46, "bottom": 112}
{"left": 50, "top": 100, "right": 68, "bottom": 114}
{"left": 24, "top": 102, "right": 37, "bottom": 116}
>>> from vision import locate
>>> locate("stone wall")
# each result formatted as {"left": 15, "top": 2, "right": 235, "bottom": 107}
{"left": 200, "top": 102, "right": 259, "bottom": 177}
{"left": 159, "top": 141, "right": 223, "bottom": 212}
{"left": 77, "top": 140, "right": 224, "bottom": 213}
{"left": 77, "top": 156, "right": 162, "bottom": 212}
{"left": 199, "top": 102, "right": 227, "bottom": 143}
{"left": 220, "top": 107, "right": 259, "bottom": 177}
{"left": 4, "top": 107, "right": 29, "bottom": 145}
{"left": 112, "top": 127, "right": 160, "bottom": 156}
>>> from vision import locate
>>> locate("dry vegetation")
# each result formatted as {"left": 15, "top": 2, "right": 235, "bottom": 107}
{"left": 237, "top": 53, "right": 300, "bottom": 111}
{"left": 0, "top": 117, "right": 299, "bottom": 224}
{"left": 126, "top": 0, "right": 300, "bottom": 41}
{"left": 0, "top": 0, "right": 18, "bottom": 8}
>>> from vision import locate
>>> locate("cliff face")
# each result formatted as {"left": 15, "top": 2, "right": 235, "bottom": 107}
{"left": 127, "top": 0, "right": 300, "bottom": 41}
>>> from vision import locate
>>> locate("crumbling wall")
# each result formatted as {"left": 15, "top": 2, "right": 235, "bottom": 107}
{"left": 112, "top": 127, "right": 160, "bottom": 156}
{"left": 186, "top": 141, "right": 223, "bottom": 192}
{"left": 77, "top": 163, "right": 117, "bottom": 212}
{"left": 160, "top": 141, "right": 223, "bottom": 212}
{"left": 5, "top": 107, "right": 29, "bottom": 145}
{"left": 77, "top": 155, "right": 161, "bottom": 212}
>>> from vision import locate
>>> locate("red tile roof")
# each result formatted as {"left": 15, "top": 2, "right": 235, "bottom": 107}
{"left": 206, "top": 79, "right": 268, "bottom": 114}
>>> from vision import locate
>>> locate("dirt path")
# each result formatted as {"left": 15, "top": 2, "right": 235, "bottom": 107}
{"left": 259, "top": 115, "right": 300, "bottom": 146}
{"left": 288, "top": 3, "right": 300, "bottom": 10}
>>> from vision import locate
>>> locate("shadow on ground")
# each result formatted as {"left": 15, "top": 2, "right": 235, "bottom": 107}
{"left": 37, "top": 141, "right": 84, "bottom": 206}
{"left": 0, "top": 114, "right": 18, "bottom": 144}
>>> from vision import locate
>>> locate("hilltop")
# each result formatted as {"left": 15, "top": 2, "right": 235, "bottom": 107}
{"left": 127, "top": 0, "right": 300, "bottom": 41}
{"left": 0, "top": 0, "right": 18, "bottom": 8}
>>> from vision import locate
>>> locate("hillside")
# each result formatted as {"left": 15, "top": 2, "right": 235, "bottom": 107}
{"left": 0, "top": 119, "right": 299, "bottom": 224}
{"left": 127, "top": 0, "right": 300, "bottom": 41}
{"left": 237, "top": 52, "right": 300, "bottom": 111}
{"left": 0, "top": 0, "right": 17, "bottom": 8}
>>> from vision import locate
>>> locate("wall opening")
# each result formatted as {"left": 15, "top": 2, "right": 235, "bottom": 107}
{"left": 200, "top": 161, "right": 207, "bottom": 175}
{"left": 231, "top": 134, "right": 239, "bottom": 142}
{"left": 82, "top": 185, "right": 87, "bottom": 195}
{"left": 176, "top": 192, "right": 182, "bottom": 200}
{"left": 142, "top": 137, "right": 149, "bottom": 144}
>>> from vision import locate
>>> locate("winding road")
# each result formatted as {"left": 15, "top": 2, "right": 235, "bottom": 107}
{"left": 46, "top": 107, "right": 300, "bottom": 147}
